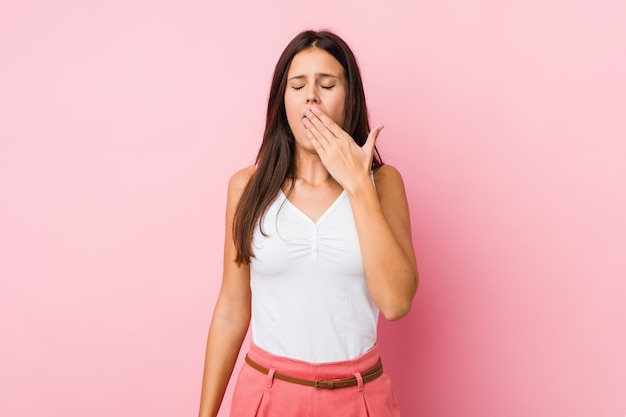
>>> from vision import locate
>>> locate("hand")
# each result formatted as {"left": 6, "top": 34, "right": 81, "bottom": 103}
{"left": 303, "top": 107, "right": 384, "bottom": 193}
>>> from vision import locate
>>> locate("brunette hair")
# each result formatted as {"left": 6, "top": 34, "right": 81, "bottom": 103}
{"left": 233, "top": 30, "right": 383, "bottom": 265}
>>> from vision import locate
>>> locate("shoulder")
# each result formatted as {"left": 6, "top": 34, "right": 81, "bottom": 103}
{"left": 225, "top": 165, "right": 256, "bottom": 208}
{"left": 373, "top": 165, "right": 413, "bottom": 243}
{"left": 373, "top": 164, "right": 406, "bottom": 197}
{"left": 228, "top": 165, "right": 256, "bottom": 195}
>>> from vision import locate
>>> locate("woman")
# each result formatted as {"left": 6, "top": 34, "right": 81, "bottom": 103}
{"left": 198, "top": 30, "right": 418, "bottom": 417}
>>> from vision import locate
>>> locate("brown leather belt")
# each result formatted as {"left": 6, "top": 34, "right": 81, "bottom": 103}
{"left": 244, "top": 354, "right": 384, "bottom": 389}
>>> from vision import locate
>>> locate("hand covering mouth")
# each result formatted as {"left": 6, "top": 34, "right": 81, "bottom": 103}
{"left": 303, "top": 107, "right": 318, "bottom": 119}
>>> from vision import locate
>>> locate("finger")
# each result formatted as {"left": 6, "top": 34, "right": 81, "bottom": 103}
{"left": 304, "top": 109, "right": 337, "bottom": 143}
{"left": 363, "top": 124, "right": 384, "bottom": 154}
{"left": 307, "top": 108, "right": 346, "bottom": 140}
{"left": 303, "top": 116, "right": 332, "bottom": 148}
{"left": 305, "top": 125, "right": 328, "bottom": 155}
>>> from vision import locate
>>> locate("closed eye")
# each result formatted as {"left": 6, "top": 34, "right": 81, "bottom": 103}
{"left": 292, "top": 86, "right": 304, "bottom": 91}
{"left": 321, "top": 85, "right": 335, "bottom": 90}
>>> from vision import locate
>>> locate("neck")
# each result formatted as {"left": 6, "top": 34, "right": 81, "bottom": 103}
{"left": 293, "top": 149, "right": 333, "bottom": 187}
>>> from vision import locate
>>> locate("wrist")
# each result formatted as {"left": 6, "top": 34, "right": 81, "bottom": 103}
{"left": 344, "top": 173, "right": 375, "bottom": 199}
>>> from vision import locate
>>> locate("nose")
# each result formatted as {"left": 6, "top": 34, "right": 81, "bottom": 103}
{"left": 306, "top": 86, "right": 320, "bottom": 104}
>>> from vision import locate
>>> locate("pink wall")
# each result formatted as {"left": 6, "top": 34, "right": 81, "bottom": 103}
{"left": 1, "top": 1, "right": 624, "bottom": 416}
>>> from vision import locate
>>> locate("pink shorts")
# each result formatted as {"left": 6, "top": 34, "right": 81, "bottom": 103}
{"left": 229, "top": 343, "right": 401, "bottom": 417}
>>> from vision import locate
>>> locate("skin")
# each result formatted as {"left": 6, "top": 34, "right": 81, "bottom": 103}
{"left": 282, "top": 47, "right": 350, "bottom": 220}
{"left": 198, "top": 47, "right": 418, "bottom": 417}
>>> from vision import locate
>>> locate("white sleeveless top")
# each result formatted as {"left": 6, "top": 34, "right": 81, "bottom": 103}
{"left": 250, "top": 187, "right": 380, "bottom": 363}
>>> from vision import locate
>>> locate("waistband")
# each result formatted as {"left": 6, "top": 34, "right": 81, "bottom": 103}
{"left": 246, "top": 342, "right": 381, "bottom": 381}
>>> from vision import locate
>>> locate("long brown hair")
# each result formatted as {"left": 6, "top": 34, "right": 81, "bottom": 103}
{"left": 233, "top": 30, "right": 383, "bottom": 265}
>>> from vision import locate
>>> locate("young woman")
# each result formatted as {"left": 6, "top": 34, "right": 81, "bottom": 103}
{"left": 198, "top": 30, "right": 418, "bottom": 417}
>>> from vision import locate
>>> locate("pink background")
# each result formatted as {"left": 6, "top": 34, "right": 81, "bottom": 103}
{"left": 1, "top": 1, "right": 625, "bottom": 416}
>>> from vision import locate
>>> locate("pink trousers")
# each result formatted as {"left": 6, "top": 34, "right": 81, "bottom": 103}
{"left": 229, "top": 343, "right": 401, "bottom": 417}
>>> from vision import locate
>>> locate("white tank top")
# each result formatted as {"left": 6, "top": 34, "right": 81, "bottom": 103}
{"left": 250, "top": 187, "right": 380, "bottom": 363}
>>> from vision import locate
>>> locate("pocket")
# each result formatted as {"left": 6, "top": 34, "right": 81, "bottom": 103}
{"left": 229, "top": 364, "right": 266, "bottom": 417}
{"left": 362, "top": 372, "right": 401, "bottom": 417}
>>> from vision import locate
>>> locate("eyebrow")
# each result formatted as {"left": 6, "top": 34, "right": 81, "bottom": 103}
{"left": 287, "top": 73, "right": 341, "bottom": 81}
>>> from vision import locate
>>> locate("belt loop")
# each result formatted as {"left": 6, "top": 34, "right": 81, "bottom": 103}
{"left": 265, "top": 367, "right": 276, "bottom": 388}
{"left": 353, "top": 371, "right": 364, "bottom": 392}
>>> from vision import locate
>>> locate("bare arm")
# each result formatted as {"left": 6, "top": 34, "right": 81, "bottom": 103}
{"left": 198, "top": 167, "right": 254, "bottom": 417}
{"left": 350, "top": 164, "right": 418, "bottom": 320}
{"left": 304, "top": 108, "right": 418, "bottom": 320}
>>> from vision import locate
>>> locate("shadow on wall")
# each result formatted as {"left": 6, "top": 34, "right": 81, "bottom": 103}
{"left": 376, "top": 188, "right": 429, "bottom": 417}
{"left": 375, "top": 175, "right": 456, "bottom": 417}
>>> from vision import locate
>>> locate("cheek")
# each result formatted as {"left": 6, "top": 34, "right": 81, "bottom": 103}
{"left": 283, "top": 95, "right": 303, "bottom": 133}
{"left": 327, "top": 89, "right": 347, "bottom": 125}
{"left": 283, "top": 96, "right": 297, "bottom": 120}
{"left": 330, "top": 100, "right": 347, "bottom": 127}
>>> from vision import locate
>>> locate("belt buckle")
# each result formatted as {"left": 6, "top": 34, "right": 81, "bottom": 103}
{"left": 314, "top": 379, "right": 335, "bottom": 389}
